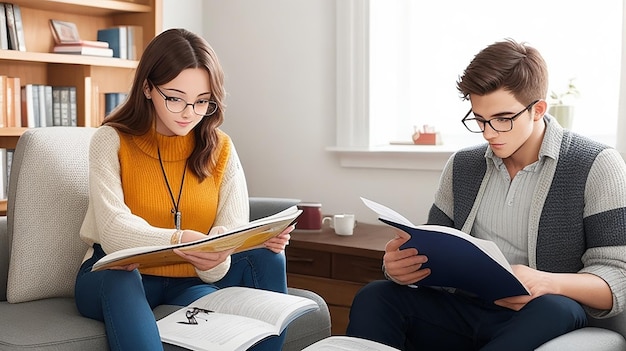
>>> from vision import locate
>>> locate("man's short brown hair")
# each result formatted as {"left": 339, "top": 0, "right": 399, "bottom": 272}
{"left": 457, "top": 38, "right": 548, "bottom": 105}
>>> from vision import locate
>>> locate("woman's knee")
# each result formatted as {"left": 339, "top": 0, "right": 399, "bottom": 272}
{"left": 75, "top": 269, "right": 144, "bottom": 319}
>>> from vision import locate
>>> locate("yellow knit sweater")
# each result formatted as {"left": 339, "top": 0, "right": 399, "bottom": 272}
{"left": 118, "top": 128, "right": 230, "bottom": 277}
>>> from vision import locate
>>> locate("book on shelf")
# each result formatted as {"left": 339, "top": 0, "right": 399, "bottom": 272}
{"left": 97, "top": 25, "right": 143, "bottom": 60}
{"left": 92, "top": 205, "right": 302, "bottom": 271}
{"left": 0, "top": 3, "right": 9, "bottom": 50}
{"left": 49, "top": 19, "right": 111, "bottom": 56}
{"left": 302, "top": 336, "right": 401, "bottom": 351}
{"left": 20, "top": 84, "right": 37, "bottom": 128}
{"left": 68, "top": 87, "right": 77, "bottom": 126}
{"left": 157, "top": 286, "right": 318, "bottom": 351}
{"left": 53, "top": 45, "right": 114, "bottom": 57}
{"left": 21, "top": 84, "right": 71, "bottom": 127}
{"left": 11, "top": 3, "right": 25, "bottom": 51}
{"left": 97, "top": 26, "right": 128, "bottom": 59}
{"left": 4, "top": 3, "right": 18, "bottom": 51}
{"left": 361, "top": 197, "right": 530, "bottom": 301}
{"left": 56, "top": 86, "right": 71, "bottom": 126}
{"left": 104, "top": 92, "right": 128, "bottom": 116}
{"left": 0, "top": 75, "right": 6, "bottom": 127}
{"left": 5, "top": 76, "right": 21, "bottom": 128}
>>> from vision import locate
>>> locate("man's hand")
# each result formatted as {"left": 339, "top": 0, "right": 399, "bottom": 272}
{"left": 494, "top": 265, "right": 553, "bottom": 310}
{"left": 383, "top": 229, "right": 431, "bottom": 285}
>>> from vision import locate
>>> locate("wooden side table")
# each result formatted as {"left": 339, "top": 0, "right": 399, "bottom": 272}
{"left": 285, "top": 222, "right": 397, "bottom": 335}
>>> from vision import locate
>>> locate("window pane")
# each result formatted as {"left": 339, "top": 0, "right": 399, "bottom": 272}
{"left": 370, "top": 0, "right": 623, "bottom": 147}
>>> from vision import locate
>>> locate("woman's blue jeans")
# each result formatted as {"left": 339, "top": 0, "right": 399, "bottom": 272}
{"left": 75, "top": 244, "right": 288, "bottom": 351}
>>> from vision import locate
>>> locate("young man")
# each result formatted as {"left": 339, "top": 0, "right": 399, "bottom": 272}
{"left": 346, "top": 39, "right": 626, "bottom": 350}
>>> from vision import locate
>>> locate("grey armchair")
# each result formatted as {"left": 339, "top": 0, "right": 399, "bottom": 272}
{"left": 0, "top": 127, "right": 330, "bottom": 351}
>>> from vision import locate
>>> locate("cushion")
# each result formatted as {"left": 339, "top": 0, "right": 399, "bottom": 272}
{"left": 536, "top": 327, "right": 626, "bottom": 350}
{"left": 6, "top": 127, "right": 96, "bottom": 303}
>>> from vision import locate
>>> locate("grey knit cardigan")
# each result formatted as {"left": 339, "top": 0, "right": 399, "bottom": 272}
{"left": 428, "top": 117, "right": 626, "bottom": 318}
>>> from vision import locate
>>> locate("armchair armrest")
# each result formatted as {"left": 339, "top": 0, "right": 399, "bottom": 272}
{"left": 249, "top": 197, "right": 300, "bottom": 221}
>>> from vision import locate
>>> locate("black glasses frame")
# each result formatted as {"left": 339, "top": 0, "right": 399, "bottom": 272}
{"left": 461, "top": 100, "right": 540, "bottom": 133}
{"left": 152, "top": 83, "right": 218, "bottom": 116}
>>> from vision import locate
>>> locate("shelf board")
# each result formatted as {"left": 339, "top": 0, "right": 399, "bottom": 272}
{"left": 0, "top": 50, "right": 138, "bottom": 69}
{"left": 0, "top": 128, "right": 28, "bottom": 149}
{"left": 9, "top": 0, "right": 152, "bottom": 16}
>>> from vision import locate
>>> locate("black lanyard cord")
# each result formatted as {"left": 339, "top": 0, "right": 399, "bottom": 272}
{"left": 157, "top": 146, "right": 188, "bottom": 230}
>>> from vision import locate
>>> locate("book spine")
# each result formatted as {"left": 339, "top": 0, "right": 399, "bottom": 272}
{"left": 37, "top": 85, "right": 47, "bottom": 127}
{"left": 5, "top": 149, "right": 13, "bottom": 196}
{"left": 44, "top": 85, "right": 53, "bottom": 127}
{"left": 0, "top": 75, "right": 6, "bottom": 128}
{"left": 104, "top": 93, "right": 117, "bottom": 116}
{"left": 4, "top": 3, "right": 17, "bottom": 51}
{"left": 6, "top": 77, "right": 21, "bottom": 127}
{"left": 0, "top": 148, "right": 6, "bottom": 199}
{"left": 0, "top": 4, "right": 9, "bottom": 50}
{"left": 59, "top": 87, "right": 69, "bottom": 126}
{"left": 20, "top": 84, "right": 35, "bottom": 128}
{"left": 52, "top": 86, "right": 62, "bottom": 126}
{"left": 11, "top": 4, "right": 26, "bottom": 51}
{"left": 98, "top": 28, "right": 124, "bottom": 58}
{"left": 32, "top": 84, "right": 40, "bottom": 127}
{"left": 69, "top": 87, "right": 77, "bottom": 126}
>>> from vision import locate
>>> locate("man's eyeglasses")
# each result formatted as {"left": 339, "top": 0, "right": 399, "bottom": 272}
{"left": 461, "top": 100, "right": 540, "bottom": 133}
{"left": 152, "top": 83, "right": 218, "bottom": 116}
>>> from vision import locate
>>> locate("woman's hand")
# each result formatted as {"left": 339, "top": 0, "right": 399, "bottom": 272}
{"left": 174, "top": 247, "right": 234, "bottom": 271}
{"left": 264, "top": 225, "right": 294, "bottom": 253}
{"left": 173, "top": 228, "right": 233, "bottom": 271}
{"left": 107, "top": 263, "right": 140, "bottom": 271}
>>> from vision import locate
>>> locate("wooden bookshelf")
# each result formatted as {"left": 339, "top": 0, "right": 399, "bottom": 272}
{"left": 0, "top": 0, "right": 162, "bottom": 214}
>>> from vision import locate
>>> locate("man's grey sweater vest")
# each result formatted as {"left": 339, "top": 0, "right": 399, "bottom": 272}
{"left": 439, "top": 131, "right": 611, "bottom": 273}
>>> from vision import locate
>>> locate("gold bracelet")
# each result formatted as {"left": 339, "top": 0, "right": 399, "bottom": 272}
{"left": 170, "top": 230, "right": 183, "bottom": 245}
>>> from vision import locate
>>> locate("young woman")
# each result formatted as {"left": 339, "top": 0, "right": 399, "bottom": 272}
{"left": 74, "top": 28, "right": 292, "bottom": 351}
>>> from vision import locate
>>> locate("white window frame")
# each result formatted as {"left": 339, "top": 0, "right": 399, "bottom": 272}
{"left": 330, "top": 0, "right": 626, "bottom": 170}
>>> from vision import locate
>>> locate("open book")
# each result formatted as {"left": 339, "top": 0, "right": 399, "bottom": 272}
{"left": 92, "top": 206, "right": 301, "bottom": 271}
{"left": 361, "top": 198, "right": 529, "bottom": 301}
{"left": 303, "top": 336, "right": 400, "bottom": 350}
{"left": 157, "top": 286, "right": 319, "bottom": 351}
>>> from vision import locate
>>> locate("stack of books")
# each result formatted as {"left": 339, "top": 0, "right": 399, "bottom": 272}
{"left": 49, "top": 19, "right": 113, "bottom": 57}
{"left": 52, "top": 40, "right": 113, "bottom": 57}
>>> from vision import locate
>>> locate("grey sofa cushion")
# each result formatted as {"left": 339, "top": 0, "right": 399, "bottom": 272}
{"left": 6, "top": 128, "right": 95, "bottom": 303}
{"left": 0, "top": 287, "right": 329, "bottom": 351}
{"left": 536, "top": 327, "right": 626, "bottom": 350}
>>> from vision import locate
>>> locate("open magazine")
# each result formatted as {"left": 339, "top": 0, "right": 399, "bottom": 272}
{"left": 303, "top": 336, "right": 400, "bottom": 350}
{"left": 157, "top": 286, "right": 318, "bottom": 351}
{"left": 361, "top": 197, "right": 529, "bottom": 301}
{"left": 92, "top": 206, "right": 301, "bottom": 271}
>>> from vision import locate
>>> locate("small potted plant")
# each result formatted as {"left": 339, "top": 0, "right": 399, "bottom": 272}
{"left": 548, "top": 78, "right": 580, "bottom": 129}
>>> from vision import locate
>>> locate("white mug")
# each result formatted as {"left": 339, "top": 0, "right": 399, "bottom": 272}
{"left": 323, "top": 214, "right": 356, "bottom": 235}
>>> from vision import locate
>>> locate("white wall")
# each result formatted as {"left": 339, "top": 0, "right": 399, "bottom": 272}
{"left": 161, "top": 0, "right": 204, "bottom": 34}
{"left": 161, "top": 0, "right": 450, "bottom": 225}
